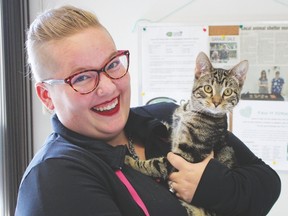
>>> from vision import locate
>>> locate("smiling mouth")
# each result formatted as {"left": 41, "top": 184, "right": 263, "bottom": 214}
{"left": 91, "top": 96, "right": 120, "bottom": 116}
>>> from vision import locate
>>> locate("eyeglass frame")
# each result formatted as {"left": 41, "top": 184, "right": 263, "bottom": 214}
{"left": 41, "top": 50, "right": 130, "bottom": 95}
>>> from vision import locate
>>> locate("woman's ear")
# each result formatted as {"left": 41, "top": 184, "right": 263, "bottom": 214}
{"left": 35, "top": 82, "right": 54, "bottom": 111}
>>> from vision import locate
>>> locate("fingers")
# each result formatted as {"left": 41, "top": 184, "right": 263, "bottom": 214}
{"left": 206, "top": 151, "right": 214, "bottom": 159}
{"left": 167, "top": 151, "right": 214, "bottom": 203}
{"left": 167, "top": 152, "right": 189, "bottom": 170}
{"left": 167, "top": 151, "right": 214, "bottom": 169}
{"left": 168, "top": 179, "right": 193, "bottom": 203}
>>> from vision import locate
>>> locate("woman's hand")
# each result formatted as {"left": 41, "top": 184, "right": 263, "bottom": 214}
{"left": 167, "top": 152, "right": 214, "bottom": 203}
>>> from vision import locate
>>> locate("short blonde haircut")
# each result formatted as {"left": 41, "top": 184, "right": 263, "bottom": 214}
{"left": 26, "top": 5, "right": 106, "bottom": 81}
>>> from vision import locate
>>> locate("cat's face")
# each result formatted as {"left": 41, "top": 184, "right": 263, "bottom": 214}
{"left": 191, "top": 52, "right": 248, "bottom": 115}
{"left": 192, "top": 69, "right": 242, "bottom": 115}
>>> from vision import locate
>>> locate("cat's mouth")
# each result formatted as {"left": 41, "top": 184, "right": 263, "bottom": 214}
{"left": 197, "top": 102, "right": 229, "bottom": 117}
{"left": 208, "top": 104, "right": 233, "bottom": 115}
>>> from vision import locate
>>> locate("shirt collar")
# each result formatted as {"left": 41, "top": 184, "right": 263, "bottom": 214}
{"left": 51, "top": 114, "right": 126, "bottom": 169}
{"left": 50, "top": 108, "right": 167, "bottom": 168}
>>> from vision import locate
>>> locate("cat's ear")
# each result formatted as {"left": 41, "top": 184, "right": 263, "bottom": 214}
{"left": 195, "top": 52, "right": 213, "bottom": 79}
{"left": 230, "top": 60, "right": 249, "bottom": 87}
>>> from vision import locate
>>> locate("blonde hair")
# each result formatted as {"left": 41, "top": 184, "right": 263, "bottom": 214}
{"left": 26, "top": 5, "right": 105, "bottom": 81}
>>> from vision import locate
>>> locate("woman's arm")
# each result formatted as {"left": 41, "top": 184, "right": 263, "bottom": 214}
{"left": 168, "top": 133, "right": 281, "bottom": 216}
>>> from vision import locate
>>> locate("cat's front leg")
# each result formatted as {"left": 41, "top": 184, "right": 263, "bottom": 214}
{"left": 125, "top": 156, "right": 170, "bottom": 179}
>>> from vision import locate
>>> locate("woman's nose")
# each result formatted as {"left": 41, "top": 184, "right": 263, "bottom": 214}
{"left": 95, "top": 73, "right": 116, "bottom": 96}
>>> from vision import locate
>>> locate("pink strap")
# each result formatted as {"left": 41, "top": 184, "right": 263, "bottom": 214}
{"left": 115, "top": 170, "right": 150, "bottom": 216}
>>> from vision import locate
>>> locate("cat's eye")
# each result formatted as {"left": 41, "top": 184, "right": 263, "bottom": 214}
{"left": 223, "top": 88, "right": 233, "bottom": 96}
{"left": 204, "top": 85, "right": 213, "bottom": 93}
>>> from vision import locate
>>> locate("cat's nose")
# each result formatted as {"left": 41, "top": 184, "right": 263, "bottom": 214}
{"left": 212, "top": 98, "right": 222, "bottom": 107}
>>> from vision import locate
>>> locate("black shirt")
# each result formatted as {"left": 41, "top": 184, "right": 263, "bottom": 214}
{"left": 15, "top": 102, "right": 281, "bottom": 216}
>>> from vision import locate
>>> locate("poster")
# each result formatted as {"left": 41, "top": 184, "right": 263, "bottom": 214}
{"left": 139, "top": 24, "right": 209, "bottom": 105}
{"left": 209, "top": 25, "right": 241, "bottom": 68}
{"left": 233, "top": 100, "right": 288, "bottom": 170}
{"left": 239, "top": 24, "right": 288, "bottom": 101}
{"left": 232, "top": 23, "right": 288, "bottom": 170}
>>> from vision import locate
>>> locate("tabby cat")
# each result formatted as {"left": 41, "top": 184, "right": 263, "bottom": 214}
{"left": 125, "top": 51, "right": 248, "bottom": 216}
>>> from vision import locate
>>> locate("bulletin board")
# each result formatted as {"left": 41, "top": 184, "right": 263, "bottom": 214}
{"left": 138, "top": 22, "right": 288, "bottom": 171}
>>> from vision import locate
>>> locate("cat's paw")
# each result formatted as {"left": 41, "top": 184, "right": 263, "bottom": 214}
{"left": 124, "top": 155, "right": 136, "bottom": 167}
{"left": 181, "top": 201, "right": 215, "bottom": 216}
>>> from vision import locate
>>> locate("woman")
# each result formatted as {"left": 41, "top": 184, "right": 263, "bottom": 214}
{"left": 258, "top": 70, "right": 269, "bottom": 93}
{"left": 15, "top": 5, "right": 280, "bottom": 216}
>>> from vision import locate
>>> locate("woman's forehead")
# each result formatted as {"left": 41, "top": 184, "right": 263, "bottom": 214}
{"left": 42, "top": 28, "right": 116, "bottom": 76}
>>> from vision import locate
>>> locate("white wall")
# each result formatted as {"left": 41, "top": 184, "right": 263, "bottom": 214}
{"left": 29, "top": 0, "right": 288, "bottom": 215}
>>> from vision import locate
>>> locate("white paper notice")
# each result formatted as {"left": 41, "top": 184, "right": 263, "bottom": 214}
{"left": 233, "top": 100, "right": 288, "bottom": 171}
{"left": 139, "top": 24, "right": 209, "bottom": 105}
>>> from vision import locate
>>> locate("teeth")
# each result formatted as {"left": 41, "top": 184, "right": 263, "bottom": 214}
{"left": 94, "top": 98, "right": 118, "bottom": 112}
